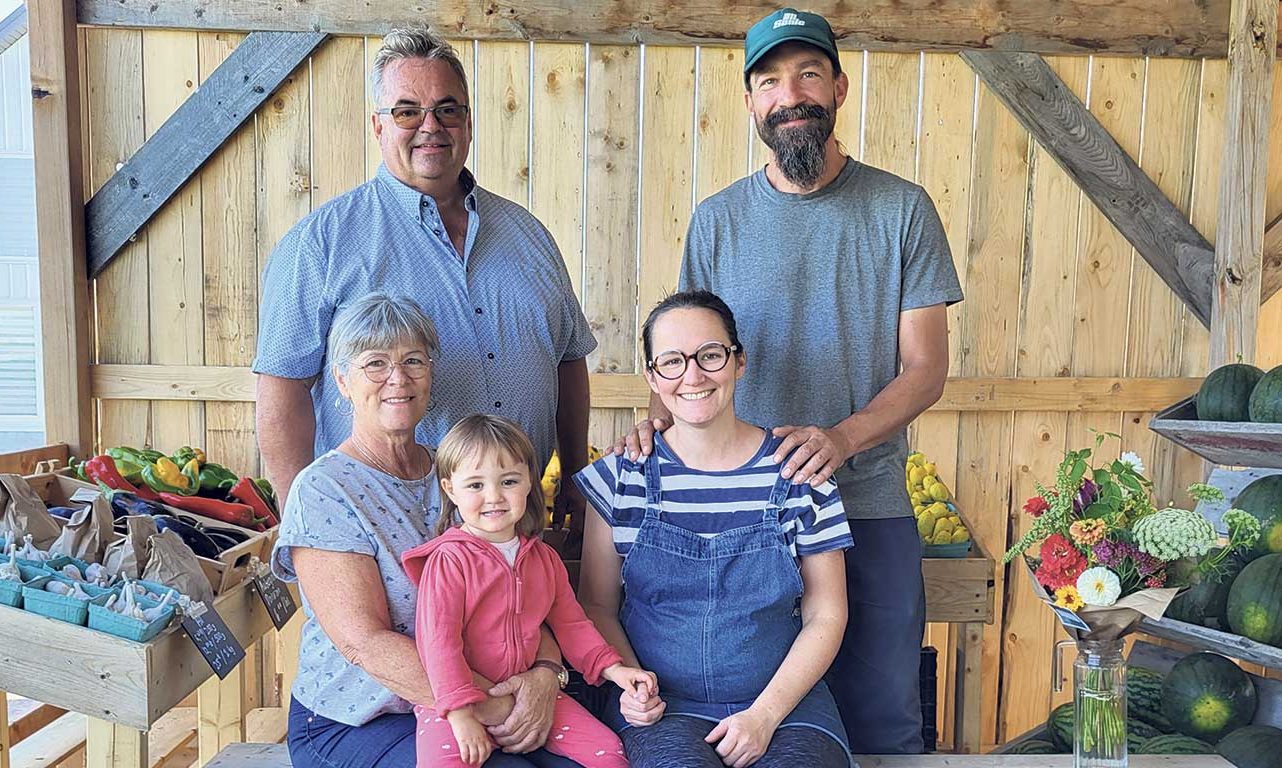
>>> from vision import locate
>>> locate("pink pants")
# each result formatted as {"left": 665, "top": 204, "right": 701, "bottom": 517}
{"left": 414, "top": 693, "right": 628, "bottom": 768}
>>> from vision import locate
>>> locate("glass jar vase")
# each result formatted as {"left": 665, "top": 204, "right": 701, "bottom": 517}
{"left": 1073, "top": 638, "right": 1128, "bottom": 767}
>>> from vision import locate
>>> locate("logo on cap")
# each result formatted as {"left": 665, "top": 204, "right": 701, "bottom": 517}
{"left": 773, "top": 12, "right": 806, "bottom": 29}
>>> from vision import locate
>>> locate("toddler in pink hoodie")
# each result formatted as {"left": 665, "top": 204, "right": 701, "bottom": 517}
{"left": 402, "top": 414, "right": 655, "bottom": 768}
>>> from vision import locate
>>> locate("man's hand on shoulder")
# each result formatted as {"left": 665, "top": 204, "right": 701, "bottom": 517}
{"left": 611, "top": 417, "right": 670, "bottom": 462}
{"left": 771, "top": 425, "right": 854, "bottom": 486}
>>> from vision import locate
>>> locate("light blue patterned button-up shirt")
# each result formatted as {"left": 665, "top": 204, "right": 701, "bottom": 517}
{"left": 253, "top": 165, "right": 596, "bottom": 467}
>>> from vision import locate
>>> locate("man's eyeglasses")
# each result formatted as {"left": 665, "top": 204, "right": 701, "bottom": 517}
{"left": 375, "top": 104, "right": 470, "bottom": 130}
{"left": 355, "top": 356, "right": 433, "bottom": 383}
{"left": 647, "top": 342, "right": 739, "bottom": 380}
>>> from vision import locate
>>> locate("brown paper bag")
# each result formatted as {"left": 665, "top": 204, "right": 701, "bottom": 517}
{"left": 103, "top": 514, "right": 158, "bottom": 580}
{"left": 1024, "top": 557, "right": 1181, "bottom": 642}
{"left": 141, "top": 529, "right": 215, "bottom": 606}
{"left": 0, "top": 473, "right": 62, "bottom": 550}
{"left": 49, "top": 495, "right": 115, "bottom": 564}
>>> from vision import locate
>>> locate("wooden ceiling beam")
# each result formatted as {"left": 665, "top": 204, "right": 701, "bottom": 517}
{"left": 76, "top": 0, "right": 1264, "bottom": 58}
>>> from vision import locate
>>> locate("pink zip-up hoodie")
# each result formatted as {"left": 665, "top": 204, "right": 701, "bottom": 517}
{"left": 402, "top": 527, "right": 623, "bottom": 716}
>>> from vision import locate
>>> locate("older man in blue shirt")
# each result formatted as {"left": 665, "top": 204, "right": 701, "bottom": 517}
{"left": 254, "top": 27, "right": 594, "bottom": 512}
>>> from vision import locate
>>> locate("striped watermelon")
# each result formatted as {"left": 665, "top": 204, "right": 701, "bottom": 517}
{"left": 1048, "top": 702, "right": 1074, "bottom": 751}
{"left": 1162, "top": 652, "right": 1258, "bottom": 743}
{"left": 1198, "top": 363, "right": 1265, "bottom": 421}
{"left": 1216, "top": 725, "right": 1282, "bottom": 768}
{"left": 1003, "top": 738, "right": 1061, "bottom": 755}
{"left": 1231, "top": 475, "right": 1282, "bottom": 558}
{"left": 1135, "top": 734, "right": 1215, "bottom": 754}
{"left": 1226, "top": 553, "right": 1282, "bottom": 645}
{"left": 1249, "top": 365, "right": 1282, "bottom": 423}
{"left": 1127, "top": 666, "right": 1172, "bottom": 731}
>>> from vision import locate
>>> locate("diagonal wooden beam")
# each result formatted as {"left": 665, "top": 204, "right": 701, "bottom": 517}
{"left": 961, "top": 50, "right": 1214, "bottom": 328}
{"left": 84, "top": 30, "right": 326, "bottom": 277}
{"left": 78, "top": 0, "right": 1257, "bottom": 58}
{"left": 1262, "top": 214, "right": 1282, "bottom": 303}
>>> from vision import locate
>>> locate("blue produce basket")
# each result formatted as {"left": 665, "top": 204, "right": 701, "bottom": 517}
{"left": 89, "top": 593, "right": 176, "bottom": 642}
{"left": 0, "top": 564, "right": 51, "bottom": 608}
{"left": 122, "top": 579, "right": 181, "bottom": 603}
{"left": 46, "top": 555, "right": 92, "bottom": 575}
{"left": 22, "top": 576, "right": 116, "bottom": 625}
{"left": 923, "top": 540, "right": 973, "bottom": 558}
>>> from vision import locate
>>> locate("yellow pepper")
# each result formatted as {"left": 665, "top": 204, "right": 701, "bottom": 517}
{"left": 154, "top": 456, "right": 190, "bottom": 490}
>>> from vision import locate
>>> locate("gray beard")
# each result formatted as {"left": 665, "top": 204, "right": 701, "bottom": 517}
{"left": 757, "top": 108, "right": 834, "bottom": 188}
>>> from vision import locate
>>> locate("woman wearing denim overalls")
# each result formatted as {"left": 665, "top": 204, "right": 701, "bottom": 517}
{"left": 573, "top": 290, "right": 854, "bottom": 768}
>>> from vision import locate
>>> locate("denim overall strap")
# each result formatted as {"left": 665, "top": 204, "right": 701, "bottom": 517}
{"left": 763, "top": 471, "right": 792, "bottom": 524}
{"left": 643, "top": 451, "right": 663, "bottom": 520}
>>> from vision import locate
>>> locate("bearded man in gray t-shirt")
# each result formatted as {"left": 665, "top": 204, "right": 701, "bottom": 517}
{"left": 625, "top": 8, "right": 962, "bottom": 756}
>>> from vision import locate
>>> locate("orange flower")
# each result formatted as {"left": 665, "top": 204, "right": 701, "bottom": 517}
{"left": 1070, "top": 518, "right": 1107, "bottom": 547}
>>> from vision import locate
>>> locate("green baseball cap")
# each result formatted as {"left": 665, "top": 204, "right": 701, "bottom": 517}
{"left": 743, "top": 8, "right": 839, "bottom": 75}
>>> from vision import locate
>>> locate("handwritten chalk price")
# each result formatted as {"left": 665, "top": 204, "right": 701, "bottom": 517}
{"left": 249, "top": 557, "right": 298, "bottom": 630}
{"left": 180, "top": 600, "right": 245, "bottom": 679}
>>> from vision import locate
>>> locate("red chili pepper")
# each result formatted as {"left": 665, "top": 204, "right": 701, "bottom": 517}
{"left": 84, "top": 455, "right": 161, "bottom": 501}
{"left": 157, "top": 492, "right": 261, "bottom": 528}
{"left": 229, "top": 477, "right": 279, "bottom": 528}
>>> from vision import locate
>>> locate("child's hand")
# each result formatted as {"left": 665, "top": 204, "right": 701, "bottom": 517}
{"left": 604, "top": 663, "right": 658, "bottom": 701}
{"left": 446, "top": 708, "right": 494, "bottom": 766}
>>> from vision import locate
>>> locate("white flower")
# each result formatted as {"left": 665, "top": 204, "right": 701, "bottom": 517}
{"left": 1076, "top": 566, "right": 1122, "bottom": 607}
{"left": 1119, "top": 451, "right": 1146, "bottom": 476}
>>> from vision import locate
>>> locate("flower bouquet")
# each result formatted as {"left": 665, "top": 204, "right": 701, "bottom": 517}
{"left": 1004, "top": 432, "right": 1261, "bottom": 766}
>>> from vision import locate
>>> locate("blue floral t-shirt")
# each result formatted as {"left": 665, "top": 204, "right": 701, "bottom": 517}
{"left": 271, "top": 449, "right": 441, "bottom": 725}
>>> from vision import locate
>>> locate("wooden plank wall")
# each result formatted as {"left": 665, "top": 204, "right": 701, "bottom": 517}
{"left": 79, "top": 33, "right": 1282, "bottom": 749}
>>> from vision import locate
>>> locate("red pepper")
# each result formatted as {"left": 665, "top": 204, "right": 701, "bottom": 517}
{"left": 229, "top": 477, "right": 279, "bottom": 528}
{"left": 157, "top": 492, "right": 261, "bottom": 528}
{"left": 84, "top": 455, "right": 161, "bottom": 501}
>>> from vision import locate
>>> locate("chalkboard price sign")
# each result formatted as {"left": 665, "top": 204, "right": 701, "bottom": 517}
{"left": 181, "top": 602, "right": 245, "bottom": 679}
{"left": 252, "top": 568, "right": 298, "bottom": 630}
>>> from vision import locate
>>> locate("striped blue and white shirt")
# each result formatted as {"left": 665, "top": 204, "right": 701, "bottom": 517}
{"left": 572, "top": 431, "right": 854, "bottom": 559}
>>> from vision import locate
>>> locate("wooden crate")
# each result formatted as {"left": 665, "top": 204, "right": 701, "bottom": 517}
{"left": 24, "top": 472, "right": 270, "bottom": 594}
{"left": 0, "top": 575, "right": 277, "bottom": 730}
{"left": 1149, "top": 396, "right": 1282, "bottom": 469}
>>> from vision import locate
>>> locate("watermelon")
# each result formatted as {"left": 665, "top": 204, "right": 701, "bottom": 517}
{"left": 1231, "top": 475, "right": 1282, "bottom": 557}
{"left": 1003, "top": 738, "right": 1061, "bottom": 755}
{"left": 1198, "top": 363, "right": 1265, "bottom": 421}
{"left": 1161, "top": 652, "right": 1258, "bottom": 742}
{"left": 1249, "top": 365, "right": 1282, "bottom": 423}
{"left": 1128, "top": 666, "right": 1173, "bottom": 730}
{"left": 1127, "top": 718, "right": 1162, "bottom": 748}
{"left": 1216, "top": 725, "right": 1282, "bottom": 768}
{"left": 1134, "top": 734, "right": 1215, "bottom": 754}
{"left": 1048, "top": 702, "right": 1075, "bottom": 751}
{"left": 1166, "top": 548, "right": 1248, "bottom": 629}
{"left": 1226, "top": 553, "right": 1282, "bottom": 645}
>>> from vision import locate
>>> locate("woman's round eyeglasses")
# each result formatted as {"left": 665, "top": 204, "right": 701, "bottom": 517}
{"left": 355, "top": 356, "right": 433, "bottom": 383}
{"left": 647, "top": 342, "right": 738, "bottom": 380}
{"left": 375, "top": 104, "right": 470, "bottom": 130}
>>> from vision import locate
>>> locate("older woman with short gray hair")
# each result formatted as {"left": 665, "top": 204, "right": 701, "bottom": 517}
{"left": 272, "top": 293, "right": 578, "bottom": 768}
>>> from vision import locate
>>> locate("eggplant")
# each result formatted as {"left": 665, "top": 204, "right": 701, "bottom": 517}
{"left": 108, "top": 491, "right": 170, "bottom": 520}
{"left": 46, "top": 506, "right": 82, "bottom": 520}
{"left": 153, "top": 515, "right": 221, "bottom": 559}
{"left": 202, "top": 526, "right": 251, "bottom": 545}
{"left": 204, "top": 532, "right": 243, "bottom": 552}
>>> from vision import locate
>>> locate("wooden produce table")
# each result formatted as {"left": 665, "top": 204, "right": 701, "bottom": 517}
{"left": 922, "top": 541, "right": 995, "bottom": 755}
{"left": 0, "top": 574, "right": 279, "bottom": 768}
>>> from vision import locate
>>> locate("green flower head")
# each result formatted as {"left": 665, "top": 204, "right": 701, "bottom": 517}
{"left": 1133, "top": 507, "right": 1216, "bottom": 561}
{"left": 1222, "top": 508, "right": 1262, "bottom": 549}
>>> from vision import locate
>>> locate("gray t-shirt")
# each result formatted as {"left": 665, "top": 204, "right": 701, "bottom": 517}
{"left": 680, "top": 159, "right": 963, "bottom": 520}
{"left": 270, "top": 450, "right": 441, "bottom": 725}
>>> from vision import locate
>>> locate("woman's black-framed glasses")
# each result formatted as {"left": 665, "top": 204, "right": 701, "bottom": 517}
{"left": 647, "top": 342, "right": 738, "bottom": 380}
{"left": 356, "top": 356, "right": 433, "bottom": 383}
{"left": 375, "top": 103, "right": 470, "bottom": 130}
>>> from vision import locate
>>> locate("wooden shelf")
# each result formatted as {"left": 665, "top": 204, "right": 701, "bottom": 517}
{"left": 1139, "top": 616, "right": 1282, "bottom": 671}
{"left": 1149, "top": 396, "right": 1282, "bottom": 469}
{"left": 0, "top": 576, "right": 276, "bottom": 731}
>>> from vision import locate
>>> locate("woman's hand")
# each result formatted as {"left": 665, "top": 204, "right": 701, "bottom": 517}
{"left": 446, "top": 708, "right": 494, "bottom": 766}
{"left": 485, "top": 668, "right": 559, "bottom": 752}
{"left": 704, "top": 706, "right": 781, "bottom": 768}
{"left": 618, "top": 681, "right": 666, "bottom": 727}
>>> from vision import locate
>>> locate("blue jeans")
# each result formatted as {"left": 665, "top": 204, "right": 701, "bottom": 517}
{"left": 288, "top": 697, "right": 583, "bottom": 768}
{"left": 824, "top": 517, "right": 927, "bottom": 754}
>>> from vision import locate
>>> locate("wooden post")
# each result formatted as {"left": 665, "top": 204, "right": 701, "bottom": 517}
{"left": 1208, "top": 0, "right": 1278, "bottom": 366}
{"left": 954, "top": 622, "right": 984, "bottom": 753}
{"left": 197, "top": 668, "right": 246, "bottom": 766}
{"left": 29, "top": 0, "right": 93, "bottom": 455}
{"left": 85, "top": 718, "right": 148, "bottom": 768}
{"left": 0, "top": 689, "right": 10, "bottom": 768}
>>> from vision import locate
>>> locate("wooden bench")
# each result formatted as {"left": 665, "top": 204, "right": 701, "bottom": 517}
{"left": 205, "top": 742, "right": 1233, "bottom": 767}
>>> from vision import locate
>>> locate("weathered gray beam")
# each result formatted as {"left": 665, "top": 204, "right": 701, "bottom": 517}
{"left": 85, "top": 30, "right": 327, "bottom": 277}
{"left": 961, "top": 50, "right": 1214, "bottom": 328}
{"left": 77, "top": 0, "right": 1254, "bottom": 58}
{"left": 1209, "top": 0, "right": 1277, "bottom": 366}
{"left": 1259, "top": 215, "right": 1282, "bottom": 304}
{"left": 0, "top": 4, "right": 27, "bottom": 55}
